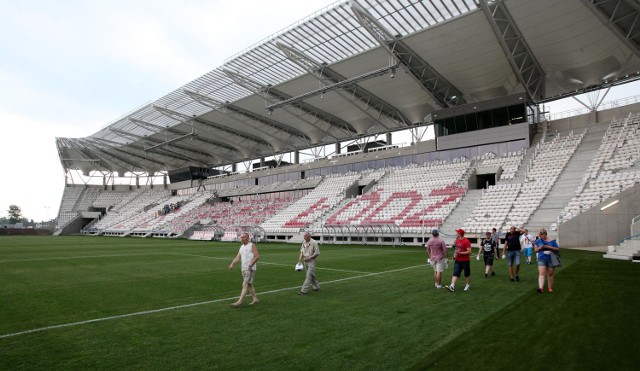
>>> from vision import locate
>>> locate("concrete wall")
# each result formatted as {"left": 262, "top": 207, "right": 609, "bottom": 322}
{"left": 558, "top": 184, "right": 640, "bottom": 247}
{"left": 436, "top": 122, "right": 530, "bottom": 151}
{"left": 596, "top": 102, "right": 640, "bottom": 123}
{"left": 80, "top": 211, "right": 101, "bottom": 219}
{"left": 169, "top": 179, "right": 192, "bottom": 190}
{"left": 466, "top": 169, "right": 477, "bottom": 190}
{"left": 549, "top": 111, "right": 596, "bottom": 131}
{"left": 112, "top": 185, "right": 133, "bottom": 191}
{"left": 54, "top": 215, "right": 86, "bottom": 236}
{"left": 549, "top": 102, "right": 640, "bottom": 132}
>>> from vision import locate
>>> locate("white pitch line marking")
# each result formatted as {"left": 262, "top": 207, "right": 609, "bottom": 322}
{"left": 170, "top": 253, "right": 373, "bottom": 274}
{"left": 0, "top": 264, "right": 425, "bottom": 339}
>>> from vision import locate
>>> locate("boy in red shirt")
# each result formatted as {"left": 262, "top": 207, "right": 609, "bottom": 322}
{"left": 446, "top": 229, "right": 472, "bottom": 292}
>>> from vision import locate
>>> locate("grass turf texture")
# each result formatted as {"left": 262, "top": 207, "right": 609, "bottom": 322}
{"left": 0, "top": 236, "right": 637, "bottom": 370}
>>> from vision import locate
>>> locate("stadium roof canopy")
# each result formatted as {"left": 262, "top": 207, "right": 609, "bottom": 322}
{"left": 56, "top": 0, "right": 640, "bottom": 176}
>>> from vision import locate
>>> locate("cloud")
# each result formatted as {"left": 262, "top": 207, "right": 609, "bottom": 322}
{"left": 0, "top": 0, "right": 338, "bottom": 222}
{"left": 0, "top": 108, "right": 75, "bottom": 222}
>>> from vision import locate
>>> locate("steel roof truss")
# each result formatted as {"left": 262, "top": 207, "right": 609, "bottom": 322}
{"left": 104, "top": 131, "right": 185, "bottom": 166}
{"left": 479, "top": 0, "right": 545, "bottom": 100}
{"left": 268, "top": 88, "right": 356, "bottom": 139}
{"left": 63, "top": 140, "right": 108, "bottom": 171}
{"left": 221, "top": 105, "right": 312, "bottom": 144}
{"left": 143, "top": 106, "right": 250, "bottom": 155}
{"left": 223, "top": 69, "right": 356, "bottom": 140}
{"left": 86, "top": 140, "right": 159, "bottom": 171}
{"left": 351, "top": 2, "right": 467, "bottom": 108}
{"left": 182, "top": 88, "right": 306, "bottom": 146}
{"left": 109, "top": 128, "right": 208, "bottom": 165}
{"left": 194, "top": 117, "right": 277, "bottom": 150}
{"left": 582, "top": 0, "right": 640, "bottom": 58}
{"left": 109, "top": 128, "right": 150, "bottom": 144}
{"left": 273, "top": 42, "right": 412, "bottom": 129}
{"left": 81, "top": 139, "right": 146, "bottom": 171}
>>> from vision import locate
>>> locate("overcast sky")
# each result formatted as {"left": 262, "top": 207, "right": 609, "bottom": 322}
{"left": 0, "top": 0, "right": 639, "bottom": 223}
{"left": 0, "top": 0, "right": 339, "bottom": 222}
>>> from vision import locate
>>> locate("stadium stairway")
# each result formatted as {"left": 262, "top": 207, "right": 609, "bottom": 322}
{"left": 510, "top": 135, "right": 540, "bottom": 182}
{"left": 603, "top": 238, "right": 640, "bottom": 261}
{"left": 439, "top": 189, "right": 483, "bottom": 239}
{"left": 527, "top": 124, "right": 609, "bottom": 237}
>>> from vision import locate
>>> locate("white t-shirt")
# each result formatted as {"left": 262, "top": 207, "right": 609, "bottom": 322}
{"left": 520, "top": 234, "right": 533, "bottom": 249}
{"left": 239, "top": 243, "right": 256, "bottom": 271}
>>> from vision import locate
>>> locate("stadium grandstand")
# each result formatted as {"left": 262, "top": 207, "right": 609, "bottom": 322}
{"left": 54, "top": 0, "right": 640, "bottom": 261}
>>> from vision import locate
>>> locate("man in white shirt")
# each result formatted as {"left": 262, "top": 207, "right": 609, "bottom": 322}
{"left": 519, "top": 228, "right": 534, "bottom": 264}
{"left": 229, "top": 232, "right": 260, "bottom": 306}
{"left": 298, "top": 232, "right": 320, "bottom": 295}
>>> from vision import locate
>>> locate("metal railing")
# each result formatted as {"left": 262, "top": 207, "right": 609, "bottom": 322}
{"left": 544, "top": 94, "right": 640, "bottom": 121}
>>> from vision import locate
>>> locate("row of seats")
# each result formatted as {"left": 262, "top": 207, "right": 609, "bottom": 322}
{"left": 262, "top": 172, "right": 362, "bottom": 233}
{"left": 56, "top": 187, "right": 84, "bottom": 228}
{"left": 478, "top": 151, "right": 524, "bottom": 180}
{"left": 464, "top": 130, "right": 584, "bottom": 233}
{"left": 561, "top": 114, "right": 640, "bottom": 222}
{"left": 89, "top": 189, "right": 167, "bottom": 231}
{"left": 315, "top": 161, "right": 469, "bottom": 231}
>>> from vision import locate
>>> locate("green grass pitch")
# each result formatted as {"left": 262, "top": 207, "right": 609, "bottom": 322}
{"left": 0, "top": 236, "right": 638, "bottom": 370}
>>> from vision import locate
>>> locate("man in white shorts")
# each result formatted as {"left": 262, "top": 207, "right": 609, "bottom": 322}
{"left": 228, "top": 232, "right": 260, "bottom": 307}
{"left": 426, "top": 229, "right": 448, "bottom": 289}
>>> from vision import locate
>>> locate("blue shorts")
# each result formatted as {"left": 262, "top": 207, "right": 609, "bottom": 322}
{"left": 537, "top": 259, "right": 553, "bottom": 268}
{"left": 507, "top": 251, "right": 520, "bottom": 266}
{"left": 524, "top": 247, "right": 533, "bottom": 257}
{"left": 453, "top": 261, "right": 471, "bottom": 278}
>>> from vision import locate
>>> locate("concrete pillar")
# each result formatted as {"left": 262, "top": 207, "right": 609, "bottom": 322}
{"left": 386, "top": 132, "right": 392, "bottom": 145}
{"left": 335, "top": 142, "right": 341, "bottom": 154}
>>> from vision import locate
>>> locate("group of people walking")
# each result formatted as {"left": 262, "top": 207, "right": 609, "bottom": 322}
{"left": 426, "top": 226, "right": 561, "bottom": 293}
{"left": 227, "top": 225, "right": 560, "bottom": 306}
{"left": 228, "top": 231, "right": 320, "bottom": 307}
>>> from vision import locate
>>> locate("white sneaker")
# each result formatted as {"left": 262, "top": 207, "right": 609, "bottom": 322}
{"left": 436, "top": 284, "right": 442, "bottom": 289}
{"left": 446, "top": 285, "right": 455, "bottom": 292}
{"left": 464, "top": 285, "right": 470, "bottom": 291}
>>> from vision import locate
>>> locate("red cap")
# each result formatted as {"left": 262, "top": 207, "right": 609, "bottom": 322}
{"left": 455, "top": 229, "right": 465, "bottom": 235}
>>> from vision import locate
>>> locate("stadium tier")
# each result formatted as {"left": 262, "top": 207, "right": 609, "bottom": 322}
{"left": 56, "top": 106, "right": 640, "bottom": 258}
{"left": 561, "top": 113, "right": 640, "bottom": 224}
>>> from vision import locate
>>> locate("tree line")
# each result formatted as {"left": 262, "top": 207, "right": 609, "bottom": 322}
{"left": 1, "top": 205, "right": 34, "bottom": 225}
